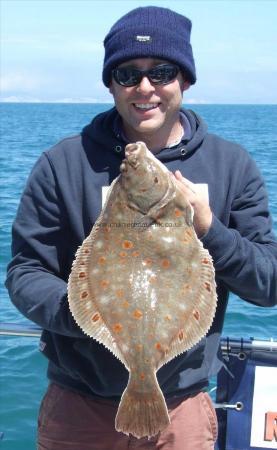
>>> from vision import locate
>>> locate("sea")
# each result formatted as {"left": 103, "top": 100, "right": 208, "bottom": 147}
{"left": 0, "top": 103, "right": 276, "bottom": 449}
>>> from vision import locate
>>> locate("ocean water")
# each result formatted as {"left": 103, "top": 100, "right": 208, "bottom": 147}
{"left": 0, "top": 103, "right": 276, "bottom": 449}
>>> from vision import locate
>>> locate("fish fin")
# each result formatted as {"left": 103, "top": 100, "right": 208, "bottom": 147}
{"left": 68, "top": 233, "right": 126, "bottom": 366}
{"left": 157, "top": 245, "right": 217, "bottom": 369}
{"left": 115, "top": 372, "right": 170, "bottom": 439}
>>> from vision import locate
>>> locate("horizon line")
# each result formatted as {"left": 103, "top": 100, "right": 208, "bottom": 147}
{"left": 1, "top": 101, "right": 277, "bottom": 106}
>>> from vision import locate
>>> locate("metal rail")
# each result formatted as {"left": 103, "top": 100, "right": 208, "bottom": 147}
{"left": 220, "top": 336, "right": 277, "bottom": 356}
{"left": 0, "top": 323, "right": 42, "bottom": 337}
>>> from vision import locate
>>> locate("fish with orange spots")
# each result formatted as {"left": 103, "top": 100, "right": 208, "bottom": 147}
{"left": 68, "top": 142, "right": 217, "bottom": 439}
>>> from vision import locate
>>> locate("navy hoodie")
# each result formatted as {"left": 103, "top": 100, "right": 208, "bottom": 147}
{"left": 6, "top": 108, "right": 277, "bottom": 398}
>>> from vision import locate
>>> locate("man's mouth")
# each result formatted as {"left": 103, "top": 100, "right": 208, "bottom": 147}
{"left": 133, "top": 103, "right": 160, "bottom": 111}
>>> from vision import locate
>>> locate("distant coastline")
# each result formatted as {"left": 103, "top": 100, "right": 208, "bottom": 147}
{"left": 1, "top": 101, "right": 277, "bottom": 106}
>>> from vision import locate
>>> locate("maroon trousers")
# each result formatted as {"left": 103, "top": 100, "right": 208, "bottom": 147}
{"left": 37, "top": 383, "right": 218, "bottom": 450}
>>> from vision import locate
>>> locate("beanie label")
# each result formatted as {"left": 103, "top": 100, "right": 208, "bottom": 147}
{"left": 136, "top": 35, "right": 152, "bottom": 42}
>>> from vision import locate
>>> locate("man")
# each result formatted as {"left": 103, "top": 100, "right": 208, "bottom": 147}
{"left": 6, "top": 6, "right": 277, "bottom": 450}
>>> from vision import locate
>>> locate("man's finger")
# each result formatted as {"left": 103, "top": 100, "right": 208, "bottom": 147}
{"left": 173, "top": 171, "right": 196, "bottom": 193}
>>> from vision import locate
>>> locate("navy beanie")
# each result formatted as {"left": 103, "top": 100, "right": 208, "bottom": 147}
{"left": 102, "top": 6, "right": 196, "bottom": 86}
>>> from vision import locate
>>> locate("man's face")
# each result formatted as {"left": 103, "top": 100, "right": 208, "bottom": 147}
{"left": 109, "top": 58, "right": 190, "bottom": 144}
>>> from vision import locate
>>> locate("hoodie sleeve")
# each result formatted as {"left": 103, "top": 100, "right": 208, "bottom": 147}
{"left": 201, "top": 154, "right": 277, "bottom": 307}
{"left": 5, "top": 153, "right": 85, "bottom": 337}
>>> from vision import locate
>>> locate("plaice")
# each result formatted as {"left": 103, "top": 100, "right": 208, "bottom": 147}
{"left": 68, "top": 141, "right": 217, "bottom": 439}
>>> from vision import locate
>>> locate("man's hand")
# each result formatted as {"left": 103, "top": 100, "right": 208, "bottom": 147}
{"left": 173, "top": 170, "right": 212, "bottom": 238}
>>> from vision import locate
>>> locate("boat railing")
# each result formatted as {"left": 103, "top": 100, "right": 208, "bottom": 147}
{"left": 0, "top": 322, "right": 42, "bottom": 337}
{"left": 1, "top": 323, "right": 277, "bottom": 447}
{"left": 1, "top": 324, "right": 277, "bottom": 411}
{"left": 1, "top": 322, "right": 277, "bottom": 353}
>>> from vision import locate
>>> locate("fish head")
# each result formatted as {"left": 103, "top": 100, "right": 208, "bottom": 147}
{"left": 120, "top": 142, "right": 171, "bottom": 213}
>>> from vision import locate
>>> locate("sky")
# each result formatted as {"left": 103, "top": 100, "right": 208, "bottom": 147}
{"left": 1, "top": 0, "right": 277, "bottom": 104}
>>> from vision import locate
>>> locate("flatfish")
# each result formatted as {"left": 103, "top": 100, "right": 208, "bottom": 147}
{"left": 68, "top": 142, "right": 217, "bottom": 438}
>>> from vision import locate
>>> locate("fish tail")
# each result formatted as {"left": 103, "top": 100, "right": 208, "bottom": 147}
{"left": 115, "top": 373, "right": 170, "bottom": 439}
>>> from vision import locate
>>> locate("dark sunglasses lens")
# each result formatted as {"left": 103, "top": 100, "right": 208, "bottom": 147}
{"left": 149, "top": 65, "right": 179, "bottom": 84}
{"left": 113, "top": 65, "right": 179, "bottom": 86}
{"left": 113, "top": 68, "right": 141, "bottom": 86}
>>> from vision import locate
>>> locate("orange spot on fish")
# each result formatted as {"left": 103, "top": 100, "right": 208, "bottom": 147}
{"left": 122, "top": 240, "right": 134, "bottom": 250}
{"left": 193, "top": 309, "right": 200, "bottom": 321}
{"left": 165, "top": 314, "right": 172, "bottom": 321}
{"left": 122, "top": 301, "right": 130, "bottom": 308}
{"left": 161, "top": 259, "right": 170, "bottom": 269}
{"left": 204, "top": 282, "right": 211, "bottom": 292}
{"left": 178, "top": 330, "right": 185, "bottom": 341}
{"left": 115, "top": 289, "right": 124, "bottom": 298}
{"left": 174, "top": 208, "right": 182, "bottom": 217}
{"left": 136, "top": 344, "right": 143, "bottom": 352}
{"left": 133, "top": 309, "right": 143, "bottom": 319}
{"left": 202, "top": 258, "right": 210, "bottom": 265}
{"left": 100, "top": 280, "right": 109, "bottom": 289}
{"left": 78, "top": 272, "right": 86, "bottom": 279}
{"left": 91, "top": 313, "right": 101, "bottom": 322}
{"left": 132, "top": 251, "right": 140, "bottom": 257}
{"left": 155, "top": 342, "right": 162, "bottom": 351}
{"left": 98, "top": 256, "right": 106, "bottom": 265}
{"left": 113, "top": 323, "right": 123, "bottom": 333}
{"left": 80, "top": 291, "right": 88, "bottom": 300}
{"left": 83, "top": 248, "right": 90, "bottom": 254}
{"left": 119, "top": 251, "right": 127, "bottom": 258}
{"left": 140, "top": 373, "right": 145, "bottom": 381}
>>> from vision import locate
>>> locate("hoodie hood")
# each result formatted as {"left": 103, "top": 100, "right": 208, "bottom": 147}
{"left": 82, "top": 107, "right": 208, "bottom": 162}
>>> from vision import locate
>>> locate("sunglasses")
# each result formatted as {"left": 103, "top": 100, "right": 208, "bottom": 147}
{"left": 112, "top": 64, "right": 179, "bottom": 87}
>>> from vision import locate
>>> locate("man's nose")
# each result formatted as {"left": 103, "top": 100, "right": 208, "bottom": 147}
{"left": 136, "top": 76, "right": 155, "bottom": 94}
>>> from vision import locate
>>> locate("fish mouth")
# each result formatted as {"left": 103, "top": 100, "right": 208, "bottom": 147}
{"left": 126, "top": 142, "right": 147, "bottom": 164}
{"left": 120, "top": 142, "right": 147, "bottom": 172}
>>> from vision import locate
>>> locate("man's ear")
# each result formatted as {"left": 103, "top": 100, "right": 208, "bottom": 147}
{"left": 182, "top": 80, "right": 191, "bottom": 92}
{"left": 109, "top": 82, "right": 114, "bottom": 95}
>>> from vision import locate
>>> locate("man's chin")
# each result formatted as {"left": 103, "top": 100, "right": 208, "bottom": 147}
{"left": 133, "top": 121, "right": 163, "bottom": 136}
